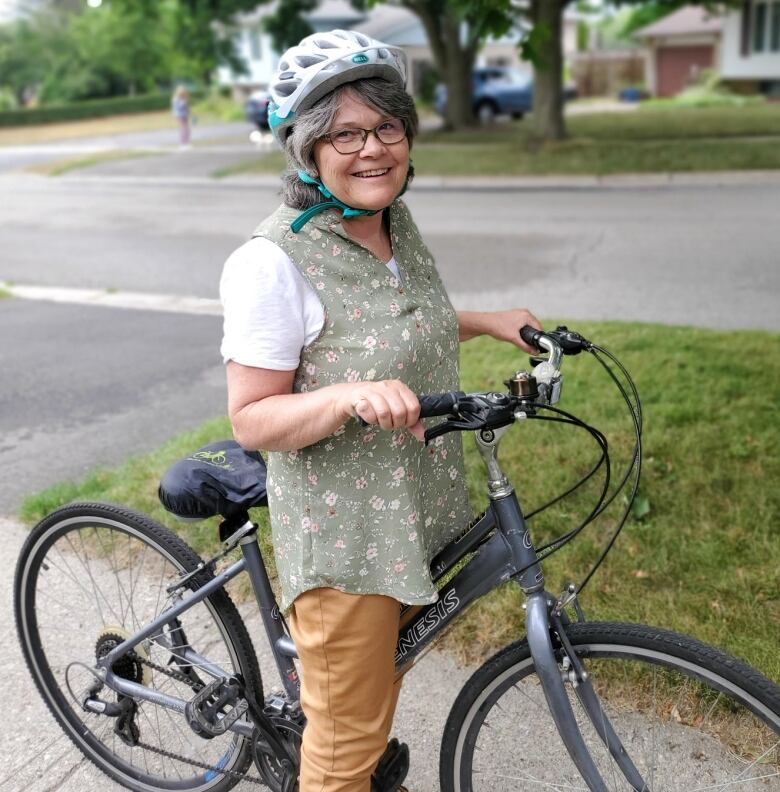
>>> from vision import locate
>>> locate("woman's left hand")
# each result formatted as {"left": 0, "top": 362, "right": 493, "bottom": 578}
{"left": 484, "top": 309, "right": 543, "bottom": 354}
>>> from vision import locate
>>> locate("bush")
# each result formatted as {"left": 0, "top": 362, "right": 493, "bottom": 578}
{"left": 0, "top": 90, "right": 203, "bottom": 127}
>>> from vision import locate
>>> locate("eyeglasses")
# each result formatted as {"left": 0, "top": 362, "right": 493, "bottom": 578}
{"left": 322, "top": 118, "right": 407, "bottom": 154}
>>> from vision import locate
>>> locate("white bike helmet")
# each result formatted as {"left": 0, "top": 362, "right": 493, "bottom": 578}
{"left": 268, "top": 29, "right": 408, "bottom": 145}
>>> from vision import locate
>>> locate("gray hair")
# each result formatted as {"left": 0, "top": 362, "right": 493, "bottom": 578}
{"left": 281, "top": 78, "right": 418, "bottom": 210}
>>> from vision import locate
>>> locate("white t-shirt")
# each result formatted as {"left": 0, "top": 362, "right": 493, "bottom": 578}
{"left": 220, "top": 236, "right": 401, "bottom": 370}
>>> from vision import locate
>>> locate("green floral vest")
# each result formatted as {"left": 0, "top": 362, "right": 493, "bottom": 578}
{"left": 253, "top": 199, "right": 472, "bottom": 610}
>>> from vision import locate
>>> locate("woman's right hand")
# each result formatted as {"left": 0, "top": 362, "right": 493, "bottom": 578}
{"left": 335, "top": 380, "right": 425, "bottom": 442}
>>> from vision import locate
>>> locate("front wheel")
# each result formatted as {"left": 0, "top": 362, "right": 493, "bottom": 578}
{"left": 440, "top": 622, "right": 780, "bottom": 791}
{"left": 14, "top": 502, "right": 263, "bottom": 792}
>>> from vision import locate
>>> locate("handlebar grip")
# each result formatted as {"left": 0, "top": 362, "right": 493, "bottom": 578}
{"left": 520, "top": 324, "right": 544, "bottom": 351}
{"left": 418, "top": 391, "right": 465, "bottom": 418}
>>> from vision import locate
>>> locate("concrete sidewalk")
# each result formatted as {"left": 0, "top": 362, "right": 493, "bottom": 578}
{"left": 0, "top": 515, "right": 470, "bottom": 792}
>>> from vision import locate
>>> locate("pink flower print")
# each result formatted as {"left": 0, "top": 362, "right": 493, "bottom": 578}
{"left": 441, "top": 449, "right": 448, "bottom": 460}
{"left": 392, "top": 466, "right": 405, "bottom": 481}
{"left": 355, "top": 477, "right": 368, "bottom": 489}
{"left": 379, "top": 339, "right": 389, "bottom": 350}
{"left": 389, "top": 499, "right": 400, "bottom": 511}
{"left": 282, "top": 514, "right": 290, "bottom": 525}
{"left": 366, "top": 544, "right": 378, "bottom": 561}
{"left": 274, "top": 485, "right": 282, "bottom": 497}
{"left": 325, "top": 491, "right": 338, "bottom": 506}
{"left": 309, "top": 228, "right": 322, "bottom": 240}
{"left": 449, "top": 466, "right": 458, "bottom": 480}
{"left": 401, "top": 328, "right": 410, "bottom": 341}
{"left": 389, "top": 302, "right": 401, "bottom": 318}
{"left": 363, "top": 335, "right": 377, "bottom": 349}
{"left": 306, "top": 265, "right": 319, "bottom": 276}
{"left": 362, "top": 432, "right": 375, "bottom": 444}
{"left": 397, "top": 362, "right": 404, "bottom": 370}
{"left": 408, "top": 531, "right": 418, "bottom": 541}
{"left": 365, "top": 368, "right": 376, "bottom": 381}
{"left": 436, "top": 496, "right": 444, "bottom": 507}
{"left": 371, "top": 279, "right": 380, "bottom": 289}
{"left": 336, "top": 287, "right": 343, "bottom": 295}
{"left": 369, "top": 495, "right": 385, "bottom": 511}
{"left": 346, "top": 368, "right": 360, "bottom": 383}
{"left": 310, "top": 522, "right": 320, "bottom": 534}
{"left": 305, "top": 362, "right": 316, "bottom": 376}
{"left": 316, "top": 282, "right": 325, "bottom": 290}
{"left": 407, "top": 512, "right": 418, "bottom": 525}
{"left": 394, "top": 562, "right": 406, "bottom": 573}
{"left": 327, "top": 507, "right": 337, "bottom": 517}
{"left": 308, "top": 473, "right": 318, "bottom": 485}
{"left": 425, "top": 516, "right": 433, "bottom": 528}
{"left": 332, "top": 244, "right": 342, "bottom": 256}
{"left": 325, "top": 350, "right": 339, "bottom": 363}
{"left": 301, "top": 516, "right": 311, "bottom": 532}
{"left": 352, "top": 307, "right": 362, "bottom": 319}
{"left": 335, "top": 539, "right": 346, "bottom": 550}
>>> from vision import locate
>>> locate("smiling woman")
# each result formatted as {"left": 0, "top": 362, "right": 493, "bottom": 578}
{"left": 218, "top": 27, "right": 541, "bottom": 792}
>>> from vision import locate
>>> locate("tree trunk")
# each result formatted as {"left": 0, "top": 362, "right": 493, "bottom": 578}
{"left": 530, "top": 0, "right": 567, "bottom": 141}
{"left": 403, "top": 0, "right": 475, "bottom": 130}
{"left": 441, "top": 9, "right": 476, "bottom": 130}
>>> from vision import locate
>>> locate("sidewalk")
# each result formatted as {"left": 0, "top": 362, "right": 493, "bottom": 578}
{"left": 1, "top": 514, "right": 469, "bottom": 792}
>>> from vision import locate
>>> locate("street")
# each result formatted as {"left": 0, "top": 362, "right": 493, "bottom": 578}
{"left": 1, "top": 135, "right": 779, "bottom": 790}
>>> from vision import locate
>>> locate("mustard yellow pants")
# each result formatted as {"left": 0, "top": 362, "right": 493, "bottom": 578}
{"left": 288, "top": 588, "right": 403, "bottom": 792}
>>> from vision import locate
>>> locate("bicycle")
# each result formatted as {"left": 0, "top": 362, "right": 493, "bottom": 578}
{"left": 14, "top": 326, "right": 780, "bottom": 792}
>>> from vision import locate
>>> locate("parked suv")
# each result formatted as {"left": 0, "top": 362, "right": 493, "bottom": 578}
{"left": 245, "top": 90, "right": 271, "bottom": 130}
{"left": 435, "top": 67, "right": 576, "bottom": 123}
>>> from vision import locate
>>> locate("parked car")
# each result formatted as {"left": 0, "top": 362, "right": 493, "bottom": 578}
{"left": 245, "top": 90, "right": 271, "bottom": 129}
{"left": 435, "top": 67, "right": 577, "bottom": 124}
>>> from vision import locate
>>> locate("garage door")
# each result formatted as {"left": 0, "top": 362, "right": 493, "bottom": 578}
{"left": 657, "top": 45, "right": 714, "bottom": 97}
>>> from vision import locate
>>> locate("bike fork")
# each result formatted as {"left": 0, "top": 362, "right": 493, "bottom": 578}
{"left": 525, "top": 593, "right": 651, "bottom": 792}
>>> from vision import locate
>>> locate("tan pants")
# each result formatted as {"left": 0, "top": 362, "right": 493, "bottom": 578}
{"left": 289, "top": 588, "right": 402, "bottom": 792}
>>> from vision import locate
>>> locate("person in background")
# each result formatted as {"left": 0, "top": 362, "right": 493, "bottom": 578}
{"left": 171, "top": 85, "right": 191, "bottom": 148}
{"left": 220, "top": 29, "right": 542, "bottom": 792}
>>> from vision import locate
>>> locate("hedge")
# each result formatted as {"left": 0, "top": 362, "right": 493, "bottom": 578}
{"left": 0, "top": 90, "right": 204, "bottom": 128}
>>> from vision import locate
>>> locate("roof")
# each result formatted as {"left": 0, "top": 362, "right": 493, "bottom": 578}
{"left": 634, "top": 6, "right": 724, "bottom": 38}
{"left": 352, "top": 4, "right": 421, "bottom": 44}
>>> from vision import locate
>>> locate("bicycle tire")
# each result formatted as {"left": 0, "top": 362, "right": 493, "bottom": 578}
{"left": 440, "top": 621, "right": 780, "bottom": 792}
{"left": 14, "top": 502, "right": 263, "bottom": 792}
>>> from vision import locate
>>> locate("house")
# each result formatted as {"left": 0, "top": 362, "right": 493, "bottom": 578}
{"left": 218, "top": 0, "right": 582, "bottom": 98}
{"left": 634, "top": 4, "right": 780, "bottom": 97}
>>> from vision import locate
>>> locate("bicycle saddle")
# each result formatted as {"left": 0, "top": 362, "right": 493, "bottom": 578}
{"left": 158, "top": 440, "right": 268, "bottom": 521}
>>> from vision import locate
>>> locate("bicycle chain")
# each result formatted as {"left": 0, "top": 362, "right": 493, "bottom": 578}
{"left": 121, "top": 650, "right": 267, "bottom": 785}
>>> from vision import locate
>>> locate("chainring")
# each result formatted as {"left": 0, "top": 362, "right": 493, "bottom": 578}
{"left": 252, "top": 716, "right": 303, "bottom": 792}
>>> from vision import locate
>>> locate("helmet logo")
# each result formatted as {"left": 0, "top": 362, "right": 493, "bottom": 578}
{"left": 352, "top": 54, "right": 369, "bottom": 64}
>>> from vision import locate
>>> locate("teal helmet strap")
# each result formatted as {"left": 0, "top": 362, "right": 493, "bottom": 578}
{"left": 291, "top": 170, "right": 377, "bottom": 233}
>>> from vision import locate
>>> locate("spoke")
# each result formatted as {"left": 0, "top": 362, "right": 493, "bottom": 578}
{"left": 734, "top": 741, "right": 780, "bottom": 781}
{"left": 688, "top": 772, "right": 780, "bottom": 791}
{"left": 474, "top": 767, "right": 589, "bottom": 790}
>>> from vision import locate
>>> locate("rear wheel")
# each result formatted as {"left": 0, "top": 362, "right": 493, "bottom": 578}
{"left": 475, "top": 101, "right": 498, "bottom": 125}
{"left": 440, "top": 622, "right": 780, "bottom": 791}
{"left": 15, "top": 502, "right": 263, "bottom": 792}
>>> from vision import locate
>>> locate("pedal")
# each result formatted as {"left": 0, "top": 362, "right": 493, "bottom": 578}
{"left": 371, "top": 738, "right": 409, "bottom": 792}
{"left": 185, "top": 677, "right": 248, "bottom": 738}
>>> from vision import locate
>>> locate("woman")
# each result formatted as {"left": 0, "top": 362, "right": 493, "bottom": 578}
{"left": 220, "top": 29, "right": 541, "bottom": 792}
{"left": 171, "top": 85, "right": 191, "bottom": 148}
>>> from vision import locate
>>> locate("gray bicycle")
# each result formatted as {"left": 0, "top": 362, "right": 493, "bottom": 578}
{"left": 14, "top": 326, "right": 780, "bottom": 792}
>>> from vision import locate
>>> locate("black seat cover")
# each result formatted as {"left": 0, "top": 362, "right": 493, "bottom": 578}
{"left": 158, "top": 440, "right": 268, "bottom": 520}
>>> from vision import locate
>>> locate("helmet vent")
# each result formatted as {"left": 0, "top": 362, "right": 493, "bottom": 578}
{"left": 279, "top": 60, "right": 289, "bottom": 71}
{"left": 355, "top": 34, "right": 369, "bottom": 47}
{"left": 278, "top": 71, "right": 295, "bottom": 80}
{"left": 314, "top": 38, "right": 338, "bottom": 48}
{"left": 295, "top": 54, "right": 327, "bottom": 68}
{"left": 378, "top": 48, "right": 388, "bottom": 58}
{"left": 274, "top": 81, "right": 298, "bottom": 97}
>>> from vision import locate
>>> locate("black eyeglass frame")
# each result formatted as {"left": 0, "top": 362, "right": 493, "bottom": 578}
{"left": 321, "top": 118, "right": 408, "bottom": 154}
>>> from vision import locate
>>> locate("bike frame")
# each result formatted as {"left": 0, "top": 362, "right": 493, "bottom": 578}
{"left": 99, "top": 419, "right": 646, "bottom": 791}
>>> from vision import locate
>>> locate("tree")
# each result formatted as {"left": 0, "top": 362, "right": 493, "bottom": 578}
{"left": 263, "top": 0, "right": 316, "bottom": 52}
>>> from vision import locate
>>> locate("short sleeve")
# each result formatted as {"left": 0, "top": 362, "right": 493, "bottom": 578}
{"left": 219, "top": 237, "right": 323, "bottom": 370}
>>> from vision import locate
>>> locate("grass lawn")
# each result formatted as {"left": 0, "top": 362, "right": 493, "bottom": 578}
{"left": 25, "top": 149, "right": 154, "bottom": 176}
{"left": 19, "top": 322, "right": 780, "bottom": 681}
{"left": 215, "top": 103, "right": 780, "bottom": 179}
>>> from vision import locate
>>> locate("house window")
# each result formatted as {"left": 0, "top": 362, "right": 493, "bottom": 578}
{"left": 250, "top": 28, "right": 262, "bottom": 61}
{"left": 771, "top": 1, "right": 780, "bottom": 51}
{"left": 754, "top": 1, "right": 767, "bottom": 51}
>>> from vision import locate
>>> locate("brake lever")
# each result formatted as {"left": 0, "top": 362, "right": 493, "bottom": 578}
{"left": 423, "top": 393, "right": 515, "bottom": 444}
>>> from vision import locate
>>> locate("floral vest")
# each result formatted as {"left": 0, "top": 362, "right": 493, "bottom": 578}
{"left": 253, "top": 199, "right": 472, "bottom": 610}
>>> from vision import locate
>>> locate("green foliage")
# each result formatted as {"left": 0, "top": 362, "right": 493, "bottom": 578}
{"left": 0, "top": 92, "right": 179, "bottom": 126}
{"left": 262, "top": 0, "right": 315, "bottom": 53}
